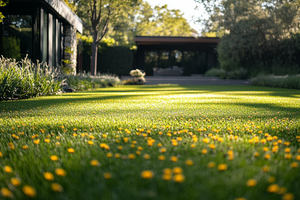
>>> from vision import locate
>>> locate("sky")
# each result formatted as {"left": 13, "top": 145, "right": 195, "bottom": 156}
{"left": 146, "top": 0, "right": 207, "bottom": 34}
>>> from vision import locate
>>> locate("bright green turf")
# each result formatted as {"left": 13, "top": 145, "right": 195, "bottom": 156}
{"left": 0, "top": 85, "right": 299, "bottom": 200}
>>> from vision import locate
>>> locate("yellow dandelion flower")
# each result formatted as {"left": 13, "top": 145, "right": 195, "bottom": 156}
{"left": 114, "top": 153, "right": 121, "bottom": 158}
{"left": 0, "top": 151, "right": 2, "bottom": 157}
{"left": 137, "top": 146, "right": 143, "bottom": 151}
{"left": 33, "top": 139, "right": 40, "bottom": 144}
{"left": 67, "top": 148, "right": 75, "bottom": 153}
{"left": 208, "top": 162, "right": 215, "bottom": 168}
{"left": 55, "top": 168, "right": 66, "bottom": 177}
{"left": 44, "top": 172, "right": 54, "bottom": 181}
{"left": 218, "top": 164, "right": 227, "bottom": 171}
{"left": 22, "top": 185, "right": 36, "bottom": 198}
{"left": 158, "top": 155, "right": 165, "bottom": 160}
{"left": 144, "top": 154, "right": 150, "bottom": 159}
{"left": 246, "top": 179, "right": 257, "bottom": 187}
{"left": 90, "top": 160, "right": 99, "bottom": 166}
{"left": 140, "top": 170, "right": 154, "bottom": 179}
{"left": 254, "top": 152, "right": 259, "bottom": 157}
{"left": 173, "top": 174, "right": 185, "bottom": 183}
{"left": 191, "top": 144, "right": 196, "bottom": 148}
{"left": 171, "top": 156, "right": 178, "bottom": 162}
{"left": 203, "top": 138, "right": 210, "bottom": 143}
{"left": 87, "top": 140, "right": 94, "bottom": 145}
{"left": 44, "top": 139, "right": 50, "bottom": 143}
{"left": 291, "top": 162, "right": 298, "bottom": 168}
{"left": 262, "top": 166, "right": 270, "bottom": 172}
{"left": 209, "top": 144, "right": 215, "bottom": 149}
{"left": 265, "top": 154, "right": 271, "bottom": 159}
{"left": 106, "top": 152, "right": 113, "bottom": 158}
{"left": 163, "top": 168, "right": 172, "bottom": 174}
{"left": 285, "top": 148, "right": 291, "bottom": 153}
{"left": 162, "top": 174, "right": 172, "bottom": 181}
{"left": 285, "top": 154, "right": 292, "bottom": 159}
{"left": 296, "top": 155, "right": 300, "bottom": 161}
{"left": 51, "top": 183, "right": 63, "bottom": 192}
{"left": 173, "top": 167, "right": 182, "bottom": 174}
{"left": 123, "top": 138, "right": 128, "bottom": 143}
{"left": 160, "top": 148, "right": 167, "bottom": 153}
{"left": 267, "top": 184, "right": 279, "bottom": 193}
{"left": 0, "top": 188, "right": 13, "bottom": 198}
{"left": 4, "top": 166, "right": 12, "bottom": 173}
{"left": 10, "top": 178, "right": 21, "bottom": 186}
{"left": 202, "top": 149, "right": 208, "bottom": 154}
{"left": 50, "top": 155, "right": 58, "bottom": 161}
{"left": 185, "top": 160, "right": 193, "bottom": 166}
{"left": 263, "top": 147, "right": 269, "bottom": 152}
{"left": 128, "top": 154, "right": 136, "bottom": 159}
{"left": 282, "top": 193, "right": 294, "bottom": 200}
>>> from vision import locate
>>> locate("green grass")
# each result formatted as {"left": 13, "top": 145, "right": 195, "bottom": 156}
{"left": 0, "top": 85, "right": 299, "bottom": 200}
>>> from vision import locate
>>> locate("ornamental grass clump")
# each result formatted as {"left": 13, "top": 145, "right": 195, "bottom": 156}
{"left": 0, "top": 56, "right": 62, "bottom": 101}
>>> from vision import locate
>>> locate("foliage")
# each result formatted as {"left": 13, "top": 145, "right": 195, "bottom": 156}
{"left": 252, "top": 74, "right": 300, "bottom": 89}
{"left": 0, "top": 0, "right": 8, "bottom": 22}
{"left": 130, "top": 69, "right": 145, "bottom": 77}
{"left": 62, "top": 73, "right": 121, "bottom": 91}
{"left": 0, "top": 85, "right": 300, "bottom": 199}
{"left": 2, "top": 36, "right": 21, "bottom": 60}
{"left": 205, "top": 67, "right": 248, "bottom": 79}
{"left": 195, "top": 0, "right": 300, "bottom": 75}
{"left": 204, "top": 68, "right": 225, "bottom": 77}
{"left": 0, "top": 57, "right": 62, "bottom": 101}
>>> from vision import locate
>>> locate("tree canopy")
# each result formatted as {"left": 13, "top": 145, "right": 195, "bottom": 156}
{"left": 195, "top": 0, "right": 300, "bottom": 75}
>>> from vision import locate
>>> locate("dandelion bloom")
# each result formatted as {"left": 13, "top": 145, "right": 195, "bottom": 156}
{"left": 10, "top": 178, "right": 21, "bottom": 186}
{"left": 173, "top": 167, "right": 182, "bottom": 174}
{"left": 162, "top": 174, "right": 172, "bottom": 181}
{"left": 0, "top": 151, "right": 3, "bottom": 157}
{"left": 90, "top": 160, "right": 99, "bottom": 166}
{"left": 218, "top": 164, "right": 228, "bottom": 171}
{"left": 44, "top": 172, "right": 54, "bottom": 181}
{"left": 282, "top": 193, "right": 294, "bottom": 200}
{"left": 185, "top": 160, "right": 193, "bottom": 166}
{"left": 51, "top": 183, "right": 63, "bottom": 192}
{"left": 246, "top": 179, "right": 257, "bottom": 187}
{"left": 285, "top": 148, "right": 291, "bottom": 153}
{"left": 202, "top": 149, "right": 208, "bottom": 154}
{"left": 267, "top": 184, "right": 279, "bottom": 193}
{"left": 67, "top": 148, "right": 75, "bottom": 153}
{"left": 3, "top": 166, "right": 12, "bottom": 173}
{"left": 173, "top": 174, "right": 185, "bottom": 183}
{"left": 114, "top": 153, "right": 121, "bottom": 158}
{"left": 254, "top": 152, "right": 259, "bottom": 157}
{"left": 144, "top": 154, "right": 150, "bottom": 159}
{"left": 140, "top": 170, "right": 154, "bottom": 179}
{"left": 44, "top": 139, "right": 50, "bottom": 143}
{"left": 171, "top": 156, "right": 178, "bottom": 162}
{"left": 87, "top": 141, "right": 94, "bottom": 145}
{"left": 262, "top": 166, "right": 270, "bottom": 172}
{"left": 264, "top": 154, "right": 271, "bottom": 159}
{"left": 203, "top": 138, "right": 210, "bottom": 143}
{"left": 103, "top": 172, "right": 112, "bottom": 179}
{"left": 50, "top": 155, "right": 58, "bottom": 161}
{"left": 22, "top": 185, "right": 36, "bottom": 197}
{"left": 190, "top": 144, "right": 196, "bottom": 148}
{"left": 158, "top": 155, "right": 165, "bottom": 160}
{"left": 128, "top": 154, "right": 136, "bottom": 159}
{"left": 208, "top": 162, "right": 215, "bottom": 168}
{"left": 0, "top": 188, "right": 13, "bottom": 198}
{"left": 106, "top": 153, "right": 113, "bottom": 158}
{"left": 285, "top": 154, "right": 292, "bottom": 159}
{"left": 163, "top": 168, "right": 172, "bottom": 175}
{"left": 160, "top": 148, "right": 167, "bottom": 153}
{"left": 291, "top": 162, "right": 298, "bottom": 168}
{"left": 55, "top": 168, "right": 66, "bottom": 177}
{"left": 22, "top": 145, "right": 29, "bottom": 150}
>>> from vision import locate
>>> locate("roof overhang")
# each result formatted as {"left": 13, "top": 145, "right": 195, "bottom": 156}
{"left": 44, "top": 0, "right": 83, "bottom": 33}
{"left": 135, "top": 36, "right": 221, "bottom": 45}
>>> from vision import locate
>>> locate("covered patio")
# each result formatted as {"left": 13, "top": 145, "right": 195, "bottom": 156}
{"left": 134, "top": 36, "right": 220, "bottom": 76}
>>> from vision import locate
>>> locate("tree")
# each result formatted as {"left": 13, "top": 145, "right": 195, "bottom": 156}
{"left": 0, "top": 0, "right": 9, "bottom": 22}
{"left": 195, "top": 0, "right": 300, "bottom": 74}
{"left": 76, "top": 0, "right": 138, "bottom": 75}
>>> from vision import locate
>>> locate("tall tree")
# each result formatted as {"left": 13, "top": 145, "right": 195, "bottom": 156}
{"left": 195, "top": 0, "right": 300, "bottom": 72}
{"left": 76, "top": 0, "right": 137, "bottom": 75}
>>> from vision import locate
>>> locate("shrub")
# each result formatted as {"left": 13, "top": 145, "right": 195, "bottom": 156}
{"left": 251, "top": 75, "right": 300, "bottom": 89}
{"left": 205, "top": 68, "right": 226, "bottom": 77}
{"left": 0, "top": 56, "right": 62, "bottom": 101}
{"left": 205, "top": 68, "right": 248, "bottom": 79}
{"left": 62, "top": 73, "right": 121, "bottom": 91}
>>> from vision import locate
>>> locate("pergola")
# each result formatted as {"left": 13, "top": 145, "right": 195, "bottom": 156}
{"left": 134, "top": 36, "right": 220, "bottom": 75}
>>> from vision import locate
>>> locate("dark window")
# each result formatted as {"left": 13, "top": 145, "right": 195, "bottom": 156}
{"left": 2, "top": 15, "right": 32, "bottom": 60}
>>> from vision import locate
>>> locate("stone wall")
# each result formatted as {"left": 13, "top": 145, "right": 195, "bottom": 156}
{"left": 64, "top": 25, "right": 77, "bottom": 75}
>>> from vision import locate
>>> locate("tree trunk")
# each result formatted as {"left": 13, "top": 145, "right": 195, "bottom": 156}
{"left": 91, "top": 31, "right": 98, "bottom": 75}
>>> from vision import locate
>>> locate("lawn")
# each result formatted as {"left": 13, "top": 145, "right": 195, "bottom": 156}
{"left": 0, "top": 85, "right": 299, "bottom": 200}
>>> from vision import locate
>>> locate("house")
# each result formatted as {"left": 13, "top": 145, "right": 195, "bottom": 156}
{"left": 0, "top": 0, "right": 83, "bottom": 73}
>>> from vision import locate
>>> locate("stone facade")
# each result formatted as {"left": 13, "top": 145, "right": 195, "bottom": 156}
{"left": 64, "top": 25, "right": 77, "bottom": 74}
